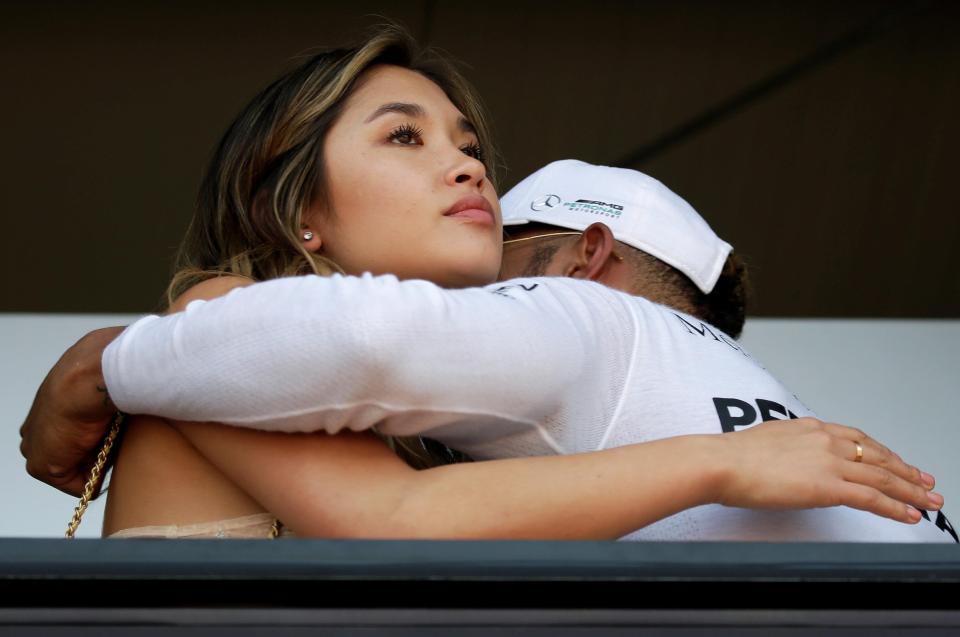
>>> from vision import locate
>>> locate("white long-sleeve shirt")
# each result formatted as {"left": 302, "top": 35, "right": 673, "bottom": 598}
{"left": 103, "top": 273, "right": 957, "bottom": 543}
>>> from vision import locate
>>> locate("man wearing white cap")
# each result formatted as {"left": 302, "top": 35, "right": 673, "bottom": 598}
{"left": 498, "top": 160, "right": 744, "bottom": 341}
{"left": 493, "top": 160, "right": 955, "bottom": 541}
{"left": 20, "top": 161, "right": 956, "bottom": 543}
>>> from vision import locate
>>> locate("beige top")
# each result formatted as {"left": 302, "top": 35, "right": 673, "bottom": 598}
{"left": 107, "top": 513, "right": 294, "bottom": 539}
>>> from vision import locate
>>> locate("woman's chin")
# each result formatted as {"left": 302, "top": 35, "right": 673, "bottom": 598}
{"left": 426, "top": 259, "right": 501, "bottom": 289}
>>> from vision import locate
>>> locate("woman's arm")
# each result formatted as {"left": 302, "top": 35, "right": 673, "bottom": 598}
{"left": 170, "top": 415, "right": 937, "bottom": 538}
{"left": 18, "top": 276, "right": 938, "bottom": 524}
{"left": 120, "top": 274, "right": 941, "bottom": 531}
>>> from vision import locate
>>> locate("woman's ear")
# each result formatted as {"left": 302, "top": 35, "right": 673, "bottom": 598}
{"left": 566, "top": 222, "right": 618, "bottom": 281}
{"left": 300, "top": 227, "right": 323, "bottom": 252}
{"left": 299, "top": 206, "right": 325, "bottom": 253}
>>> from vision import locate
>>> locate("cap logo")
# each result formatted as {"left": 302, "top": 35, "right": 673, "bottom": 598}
{"left": 531, "top": 194, "right": 562, "bottom": 211}
{"left": 565, "top": 198, "right": 625, "bottom": 219}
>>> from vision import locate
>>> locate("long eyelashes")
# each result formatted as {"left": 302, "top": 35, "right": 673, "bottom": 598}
{"left": 388, "top": 123, "right": 424, "bottom": 145}
{"left": 387, "top": 122, "right": 483, "bottom": 162}
{"left": 460, "top": 141, "right": 483, "bottom": 162}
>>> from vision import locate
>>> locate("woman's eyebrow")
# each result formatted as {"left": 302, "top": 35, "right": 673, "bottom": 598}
{"left": 458, "top": 117, "right": 477, "bottom": 135}
{"left": 364, "top": 102, "right": 424, "bottom": 123}
{"left": 364, "top": 102, "right": 478, "bottom": 136}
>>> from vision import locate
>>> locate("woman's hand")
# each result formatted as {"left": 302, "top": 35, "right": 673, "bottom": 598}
{"left": 714, "top": 417, "right": 941, "bottom": 523}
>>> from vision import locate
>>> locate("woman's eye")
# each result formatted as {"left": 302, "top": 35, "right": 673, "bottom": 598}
{"left": 388, "top": 124, "right": 423, "bottom": 146}
{"left": 461, "top": 142, "right": 483, "bottom": 162}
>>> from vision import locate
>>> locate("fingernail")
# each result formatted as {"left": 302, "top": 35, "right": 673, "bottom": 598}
{"left": 928, "top": 492, "right": 944, "bottom": 508}
{"left": 907, "top": 506, "right": 921, "bottom": 522}
{"left": 921, "top": 472, "right": 936, "bottom": 489}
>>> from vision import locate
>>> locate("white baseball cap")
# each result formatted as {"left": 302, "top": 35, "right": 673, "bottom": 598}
{"left": 500, "top": 159, "right": 733, "bottom": 294}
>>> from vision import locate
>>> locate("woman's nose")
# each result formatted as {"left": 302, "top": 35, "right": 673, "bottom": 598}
{"left": 445, "top": 151, "right": 486, "bottom": 189}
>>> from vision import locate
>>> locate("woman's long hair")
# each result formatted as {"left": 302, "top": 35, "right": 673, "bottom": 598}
{"left": 167, "top": 23, "right": 499, "bottom": 303}
{"left": 168, "top": 24, "right": 497, "bottom": 467}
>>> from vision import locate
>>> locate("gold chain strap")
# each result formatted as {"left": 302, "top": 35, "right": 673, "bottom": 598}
{"left": 64, "top": 411, "right": 284, "bottom": 540}
{"left": 270, "top": 518, "right": 283, "bottom": 538}
{"left": 65, "top": 412, "right": 125, "bottom": 539}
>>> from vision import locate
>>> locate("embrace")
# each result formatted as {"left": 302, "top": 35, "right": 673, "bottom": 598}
{"left": 20, "top": 25, "right": 954, "bottom": 543}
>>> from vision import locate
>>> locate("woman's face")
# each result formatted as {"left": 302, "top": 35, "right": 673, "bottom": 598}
{"left": 310, "top": 64, "right": 502, "bottom": 288}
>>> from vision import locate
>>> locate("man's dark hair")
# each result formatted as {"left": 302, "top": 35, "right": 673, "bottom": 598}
{"left": 506, "top": 223, "right": 749, "bottom": 338}
{"left": 628, "top": 249, "right": 749, "bottom": 339}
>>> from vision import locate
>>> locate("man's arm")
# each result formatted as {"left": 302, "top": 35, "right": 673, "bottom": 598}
{"left": 20, "top": 275, "right": 942, "bottom": 524}
{"left": 18, "top": 276, "right": 251, "bottom": 497}
{"left": 102, "top": 273, "right": 603, "bottom": 437}
{"left": 19, "top": 327, "right": 125, "bottom": 495}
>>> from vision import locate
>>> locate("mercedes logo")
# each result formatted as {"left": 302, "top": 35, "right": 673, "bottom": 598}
{"left": 531, "top": 194, "right": 561, "bottom": 212}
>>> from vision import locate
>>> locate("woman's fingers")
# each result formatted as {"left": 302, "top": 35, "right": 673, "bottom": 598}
{"left": 833, "top": 481, "right": 924, "bottom": 524}
{"left": 841, "top": 460, "right": 944, "bottom": 514}
{"left": 718, "top": 418, "right": 943, "bottom": 522}
{"left": 819, "top": 421, "right": 933, "bottom": 489}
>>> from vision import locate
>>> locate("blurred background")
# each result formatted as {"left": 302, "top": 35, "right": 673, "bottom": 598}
{"left": 2, "top": 0, "right": 958, "bottom": 536}
{"left": 2, "top": 0, "right": 958, "bottom": 315}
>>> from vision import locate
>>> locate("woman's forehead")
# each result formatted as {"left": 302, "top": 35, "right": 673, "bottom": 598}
{"left": 345, "top": 65, "right": 466, "bottom": 124}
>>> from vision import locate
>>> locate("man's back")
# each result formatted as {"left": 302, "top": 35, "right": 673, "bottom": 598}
{"left": 421, "top": 277, "right": 955, "bottom": 542}
{"left": 606, "top": 293, "right": 953, "bottom": 542}
{"left": 101, "top": 273, "right": 956, "bottom": 543}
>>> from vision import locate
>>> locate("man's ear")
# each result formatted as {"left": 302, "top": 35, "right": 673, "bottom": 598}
{"left": 566, "top": 222, "right": 618, "bottom": 281}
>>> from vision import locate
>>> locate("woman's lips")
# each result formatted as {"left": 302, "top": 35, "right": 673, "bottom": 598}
{"left": 448, "top": 208, "right": 494, "bottom": 224}
{"left": 444, "top": 195, "right": 495, "bottom": 225}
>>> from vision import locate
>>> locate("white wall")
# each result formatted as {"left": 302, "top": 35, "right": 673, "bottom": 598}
{"left": 3, "top": 314, "right": 958, "bottom": 538}
{"left": 739, "top": 319, "right": 959, "bottom": 513}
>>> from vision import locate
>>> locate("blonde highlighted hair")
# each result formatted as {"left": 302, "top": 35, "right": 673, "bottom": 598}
{"left": 166, "top": 23, "right": 499, "bottom": 305}
{"left": 167, "top": 24, "right": 496, "bottom": 468}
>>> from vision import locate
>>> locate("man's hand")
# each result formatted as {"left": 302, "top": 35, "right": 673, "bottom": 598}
{"left": 19, "top": 326, "right": 126, "bottom": 497}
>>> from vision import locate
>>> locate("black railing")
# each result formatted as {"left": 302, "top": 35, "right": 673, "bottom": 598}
{"left": 1, "top": 539, "right": 957, "bottom": 633}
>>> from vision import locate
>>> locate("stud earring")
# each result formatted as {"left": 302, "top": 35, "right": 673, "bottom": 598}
{"left": 303, "top": 231, "right": 314, "bottom": 241}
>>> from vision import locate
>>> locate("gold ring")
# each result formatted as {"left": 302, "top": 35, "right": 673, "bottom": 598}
{"left": 854, "top": 442, "right": 864, "bottom": 463}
